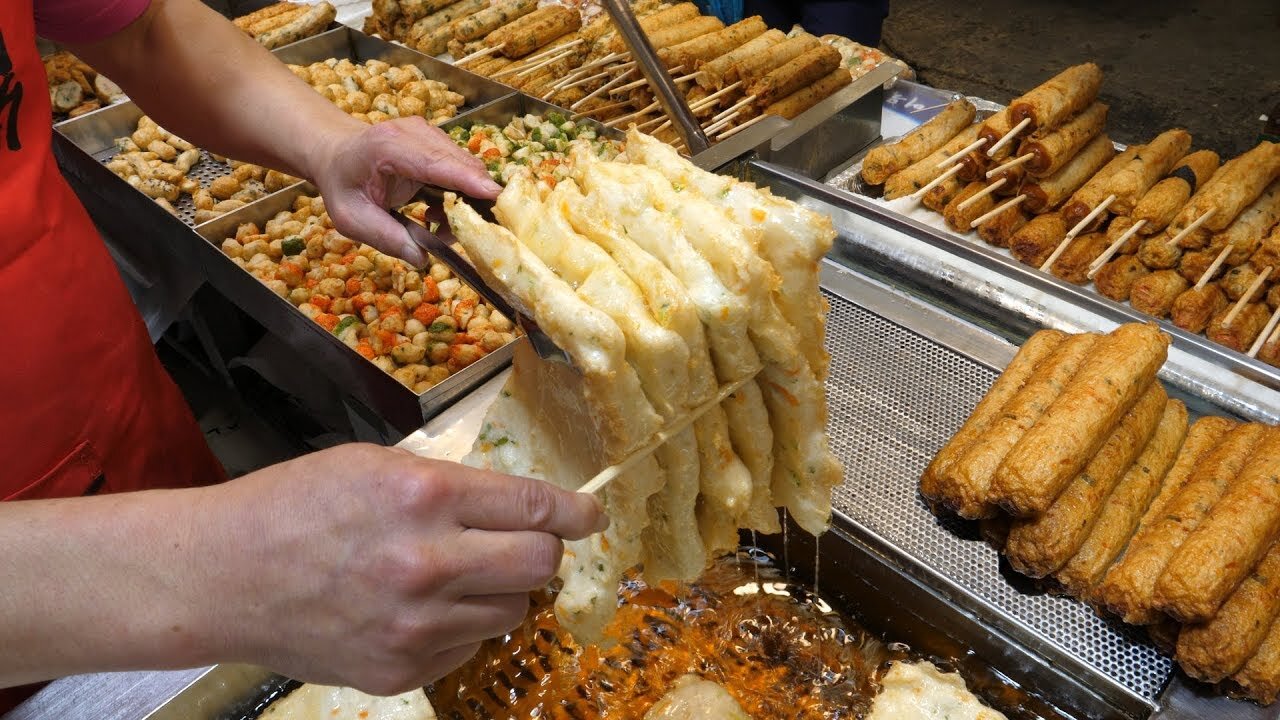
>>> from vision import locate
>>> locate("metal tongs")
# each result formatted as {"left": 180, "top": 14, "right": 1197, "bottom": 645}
{"left": 391, "top": 190, "right": 572, "bottom": 366}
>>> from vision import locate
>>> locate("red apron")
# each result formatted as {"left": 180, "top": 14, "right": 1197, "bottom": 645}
{"left": 1, "top": 4, "right": 225, "bottom": 708}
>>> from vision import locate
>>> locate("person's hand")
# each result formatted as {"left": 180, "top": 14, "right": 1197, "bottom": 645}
{"left": 193, "top": 443, "right": 606, "bottom": 694}
{"left": 310, "top": 117, "right": 503, "bottom": 266}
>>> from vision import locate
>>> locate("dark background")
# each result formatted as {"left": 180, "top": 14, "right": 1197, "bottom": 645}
{"left": 881, "top": 0, "right": 1280, "bottom": 157}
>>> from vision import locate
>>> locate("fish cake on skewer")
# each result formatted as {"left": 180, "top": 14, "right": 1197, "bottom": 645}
{"left": 1133, "top": 149, "right": 1221, "bottom": 235}
{"left": 861, "top": 99, "right": 976, "bottom": 186}
{"left": 1104, "top": 128, "right": 1193, "bottom": 214}
{"left": 1130, "top": 269, "right": 1189, "bottom": 318}
{"left": 1094, "top": 255, "right": 1149, "bottom": 302}
{"left": 1008, "top": 62, "right": 1104, "bottom": 132}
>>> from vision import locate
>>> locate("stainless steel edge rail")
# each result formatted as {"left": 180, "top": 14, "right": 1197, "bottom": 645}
{"left": 746, "top": 159, "right": 1280, "bottom": 408}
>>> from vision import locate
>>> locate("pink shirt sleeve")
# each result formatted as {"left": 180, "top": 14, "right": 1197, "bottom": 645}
{"left": 35, "top": 0, "right": 152, "bottom": 44}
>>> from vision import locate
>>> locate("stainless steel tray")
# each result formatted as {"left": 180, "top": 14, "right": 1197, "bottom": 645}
{"left": 192, "top": 183, "right": 516, "bottom": 435}
{"left": 272, "top": 26, "right": 512, "bottom": 109}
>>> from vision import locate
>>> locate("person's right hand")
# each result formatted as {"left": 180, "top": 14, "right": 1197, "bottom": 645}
{"left": 188, "top": 443, "right": 606, "bottom": 694}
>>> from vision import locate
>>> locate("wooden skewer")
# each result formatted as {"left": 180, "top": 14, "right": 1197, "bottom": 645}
{"left": 636, "top": 113, "right": 669, "bottom": 132}
{"left": 605, "top": 101, "right": 660, "bottom": 128}
{"left": 1251, "top": 306, "right": 1280, "bottom": 357}
{"left": 1065, "top": 194, "right": 1116, "bottom": 241}
{"left": 908, "top": 163, "right": 963, "bottom": 202}
{"left": 515, "top": 46, "right": 579, "bottom": 78}
{"left": 1087, "top": 219, "right": 1147, "bottom": 279}
{"left": 971, "top": 194, "right": 1028, "bottom": 230}
{"left": 986, "top": 117, "right": 1031, "bottom": 157}
{"left": 611, "top": 65, "right": 685, "bottom": 95}
{"left": 936, "top": 137, "right": 988, "bottom": 169}
{"left": 716, "top": 112, "right": 770, "bottom": 141}
{"left": 955, "top": 177, "right": 1006, "bottom": 212}
{"left": 1194, "top": 244, "right": 1233, "bottom": 291}
{"left": 579, "top": 374, "right": 758, "bottom": 495}
{"left": 572, "top": 98, "right": 635, "bottom": 119}
{"left": 711, "top": 94, "right": 758, "bottom": 124}
{"left": 455, "top": 44, "right": 501, "bottom": 66}
{"left": 552, "top": 69, "right": 612, "bottom": 94}
{"left": 650, "top": 118, "right": 673, "bottom": 135}
{"left": 574, "top": 52, "right": 626, "bottom": 74}
{"left": 688, "top": 81, "right": 742, "bottom": 113}
{"left": 702, "top": 110, "right": 740, "bottom": 136}
{"left": 673, "top": 70, "right": 700, "bottom": 84}
{"left": 1167, "top": 208, "right": 1217, "bottom": 250}
{"left": 985, "top": 152, "right": 1034, "bottom": 179}
{"left": 1224, "top": 266, "right": 1272, "bottom": 328}
{"left": 519, "top": 37, "right": 584, "bottom": 65}
{"left": 571, "top": 68, "right": 636, "bottom": 110}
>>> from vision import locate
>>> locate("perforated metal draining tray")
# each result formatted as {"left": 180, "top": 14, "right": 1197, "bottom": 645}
{"left": 92, "top": 146, "right": 237, "bottom": 227}
{"left": 819, "top": 287, "right": 1174, "bottom": 703}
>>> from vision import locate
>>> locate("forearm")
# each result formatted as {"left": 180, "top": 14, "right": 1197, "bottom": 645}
{"left": 68, "top": 0, "right": 362, "bottom": 180}
{"left": 0, "top": 488, "right": 226, "bottom": 686}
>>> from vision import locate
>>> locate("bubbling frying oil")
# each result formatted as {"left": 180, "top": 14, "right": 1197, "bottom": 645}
{"left": 429, "top": 553, "right": 908, "bottom": 719}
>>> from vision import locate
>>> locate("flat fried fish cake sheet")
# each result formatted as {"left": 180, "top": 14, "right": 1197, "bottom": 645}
{"left": 623, "top": 130, "right": 836, "bottom": 380}
{"left": 495, "top": 174, "right": 693, "bottom": 420}
{"left": 446, "top": 197, "right": 664, "bottom": 641}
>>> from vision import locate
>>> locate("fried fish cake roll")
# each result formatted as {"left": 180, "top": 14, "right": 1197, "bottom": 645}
{"left": 661, "top": 16, "right": 766, "bottom": 71}
{"left": 729, "top": 32, "right": 819, "bottom": 86}
{"left": 1133, "top": 149, "right": 1222, "bottom": 235}
{"left": 257, "top": 1, "right": 336, "bottom": 49}
{"left": 986, "top": 156, "right": 1027, "bottom": 192}
{"left": 601, "top": 2, "right": 702, "bottom": 54}
{"left": 862, "top": 99, "right": 977, "bottom": 186}
{"left": 453, "top": 0, "right": 538, "bottom": 42}
{"left": 1094, "top": 255, "right": 1149, "bottom": 302}
{"left": 1177, "top": 541, "right": 1280, "bottom": 682}
{"left": 1049, "top": 231, "right": 1108, "bottom": 284}
{"left": 1105, "top": 216, "right": 1144, "bottom": 255}
{"left": 1176, "top": 249, "right": 1215, "bottom": 283}
{"left": 761, "top": 68, "right": 852, "bottom": 121}
{"left": 233, "top": 2, "right": 292, "bottom": 30}
{"left": 1205, "top": 179, "right": 1280, "bottom": 265}
{"left": 1206, "top": 302, "right": 1270, "bottom": 352}
{"left": 1220, "top": 264, "right": 1263, "bottom": 301}
{"left": 1022, "top": 133, "right": 1117, "bottom": 214}
{"left": 1094, "top": 418, "right": 1242, "bottom": 623}
{"left": 1137, "top": 232, "right": 1183, "bottom": 269}
{"left": 398, "top": 0, "right": 456, "bottom": 22}
{"left": 1009, "top": 212, "right": 1069, "bottom": 267}
{"left": 1130, "top": 270, "right": 1189, "bottom": 318}
{"left": 1156, "top": 427, "right": 1280, "bottom": 622}
{"left": 978, "top": 204, "right": 1030, "bottom": 248}
{"left": 921, "top": 173, "right": 966, "bottom": 212}
{"left": 1018, "top": 102, "right": 1109, "bottom": 178}
{"left": 1234, "top": 615, "right": 1280, "bottom": 705}
{"left": 992, "top": 323, "right": 1169, "bottom": 517}
{"left": 1061, "top": 145, "right": 1143, "bottom": 228}
{"left": 1170, "top": 284, "right": 1229, "bottom": 334}
{"left": 1005, "top": 382, "right": 1168, "bottom": 578}
{"left": 1008, "top": 62, "right": 1104, "bottom": 132}
{"left": 924, "top": 331, "right": 1079, "bottom": 517}
{"left": 1056, "top": 398, "right": 1188, "bottom": 596}
{"left": 1168, "top": 141, "right": 1280, "bottom": 236}
{"left": 1250, "top": 224, "right": 1280, "bottom": 270}
{"left": 920, "top": 329, "right": 1068, "bottom": 508}
{"left": 882, "top": 124, "right": 982, "bottom": 201}
{"left": 944, "top": 181, "right": 994, "bottom": 232}
{"left": 746, "top": 44, "right": 841, "bottom": 109}
{"left": 978, "top": 108, "right": 1016, "bottom": 162}
{"left": 697, "top": 28, "right": 785, "bottom": 89}
{"left": 499, "top": 5, "right": 582, "bottom": 58}
{"left": 1105, "top": 129, "right": 1193, "bottom": 214}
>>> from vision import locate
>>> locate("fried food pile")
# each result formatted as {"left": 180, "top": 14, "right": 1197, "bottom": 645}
{"left": 365, "top": 0, "right": 891, "bottom": 149}
{"left": 43, "top": 51, "right": 126, "bottom": 120}
{"left": 922, "top": 323, "right": 1280, "bottom": 704}
{"left": 285, "top": 58, "right": 465, "bottom": 126}
{"left": 862, "top": 63, "right": 1280, "bottom": 365}
{"left": 217, "top": 194, "right": 518, "bottom": 393}
{"left": 446, "top": 111, "right": 624, "bottom": 185}
{"left": 232, "top": 1, "right": 337, "bottom": 50}
{"left": 106, "top": 116, "right": 299, "bottom": 222}
{"left": 445, "top": 128, "right": 841, "bottom": 642}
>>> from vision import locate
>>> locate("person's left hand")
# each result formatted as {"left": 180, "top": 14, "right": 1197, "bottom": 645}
{"left": 311, "top": 116, "right": 502, "bottom": 266}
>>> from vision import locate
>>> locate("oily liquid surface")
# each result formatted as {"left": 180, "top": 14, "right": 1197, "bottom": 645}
{"left": 430, "top": 553, "right": 905, "bottom": 719}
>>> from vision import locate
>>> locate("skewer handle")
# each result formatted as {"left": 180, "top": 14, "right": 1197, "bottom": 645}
{"left": 969, "top": 194, "right": 1027, "bottom": 230}
{"left": 1087, "top": 219, "right": 1146, "bottom": 279}
{"left": 985, "top": 152, "right": 1034, "bottom": 179}
{"left": 1167, "top": 208, "right": 1217, "bottom": 251}
{"left": 986, "top": 116, "right": 1031, "bottom": 157}
{"left": 1223, "top": 266, "right": 1273, "bottom": 328}
{"left": 1194, "top": 243, "right": 1233, "bottom": 291}
{"left": 955, "top": 177, "right": 1006, "bottom": 212}
{"left": 909, "top": 163, "right": 963, "bottom": 202}
{"left": 1065, "top": 194, "right": 1116, "bottom": 240}
{"left": 1252, "top": 305, "right": 1280, "bottom": 358}
{"left": 936, "top": 137, "right": 988, "bottom": 169}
